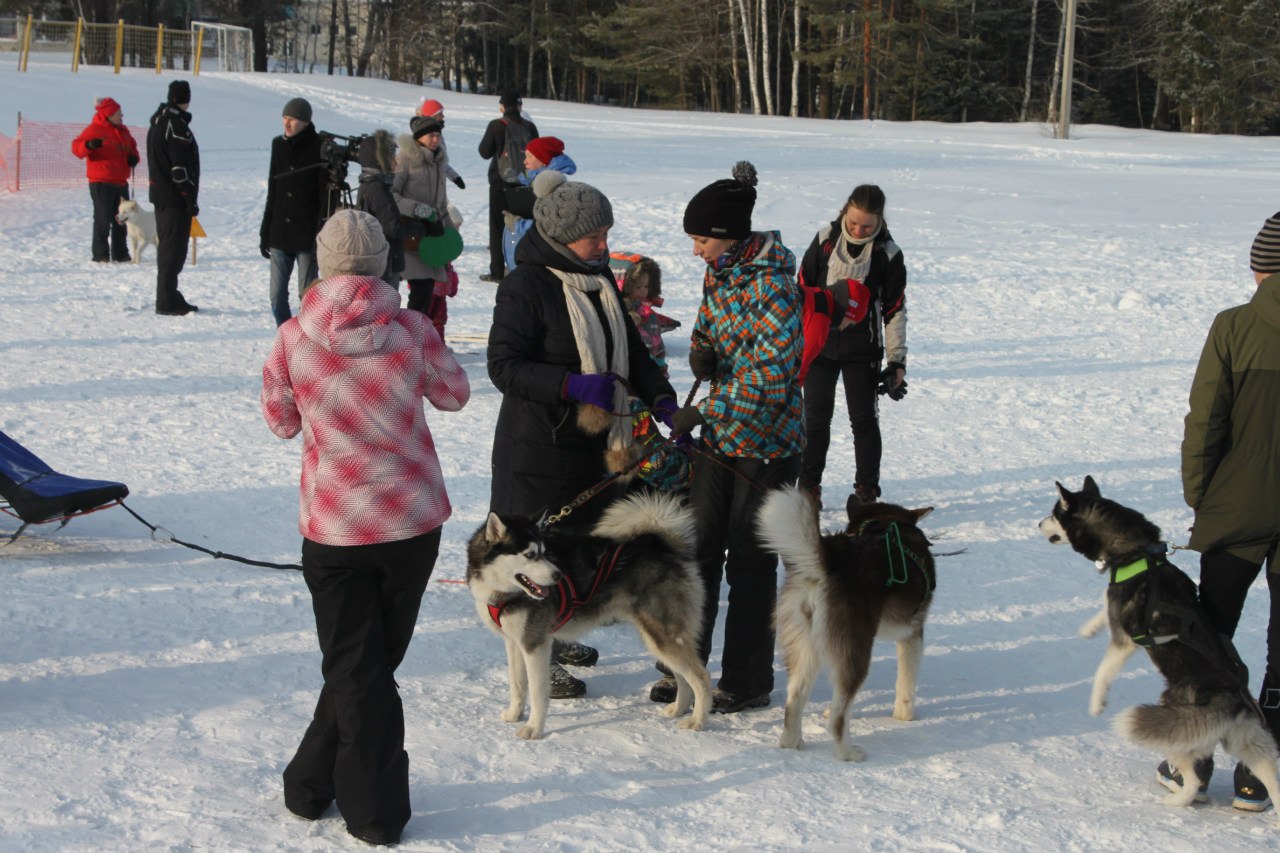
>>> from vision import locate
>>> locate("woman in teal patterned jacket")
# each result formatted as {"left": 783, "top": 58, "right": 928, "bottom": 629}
{"left": 660, "top": 162, "right": 804, "bottom": 713}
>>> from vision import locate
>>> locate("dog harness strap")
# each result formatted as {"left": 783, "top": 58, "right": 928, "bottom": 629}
{"left": 550, "top": 544, "right": 625, "bottom": 633}
{"left": 488, "top": 601, "right": 507, "bottom": 627}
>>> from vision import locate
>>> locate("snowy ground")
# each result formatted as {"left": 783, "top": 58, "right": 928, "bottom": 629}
{"left": 2, "top": 64, "right": 1280, "bottom": 851}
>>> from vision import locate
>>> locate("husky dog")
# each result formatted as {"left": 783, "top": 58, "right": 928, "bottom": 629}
{"left": 466, "top": 491, "right": 712, "bottom": 740}
{"left": 757, "top": 487, "right": 935, "bottom": 761}
{"left": 1041, "top": 476, "right": 1280, "bottom": 822}
{"left": 115, "top": 199, "right": 159, "bottom": 263}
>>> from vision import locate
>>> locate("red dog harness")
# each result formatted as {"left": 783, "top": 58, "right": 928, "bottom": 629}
{"left": 487, "top": 543, "right": 626, "bottom": 632}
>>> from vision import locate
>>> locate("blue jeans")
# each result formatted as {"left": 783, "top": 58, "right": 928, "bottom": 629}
{"left": 270, "top": 248, "right": 317, "bottom": 326}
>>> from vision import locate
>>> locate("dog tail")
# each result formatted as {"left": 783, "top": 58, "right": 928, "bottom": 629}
{"left": 755, "top": 486, "right": 824, "bottom": 579}
{"left": 593, "top": 491, "right": 696, "bottom": 557}
{"left": 1113, "top": 701, "right": 1236, "bottom": 753}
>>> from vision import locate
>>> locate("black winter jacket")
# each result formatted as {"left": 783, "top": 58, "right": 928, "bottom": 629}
{"left": 259, "top": 124, "right": 329, "bottom": 253}
{"left": 799, "top": 222, "right": 907, "bottom": 363}
{"left": 487, "top": 226, "right": 674, "bottom": 521}
{"left": 147, "top": 103, "right": 199, "bottom": 210}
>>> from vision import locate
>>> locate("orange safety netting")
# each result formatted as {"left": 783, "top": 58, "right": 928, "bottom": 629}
{"left": 0, "top": 117, "right": 150, "bottom": 193}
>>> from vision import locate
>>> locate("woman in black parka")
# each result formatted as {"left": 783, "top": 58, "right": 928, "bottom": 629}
{"left": 487, "top": 170, "right": 678, "bottom": 697}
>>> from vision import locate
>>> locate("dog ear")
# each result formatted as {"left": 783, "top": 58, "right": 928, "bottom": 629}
{"left": 484, "top": 512, "right": 507, "bottom": 542}
{"left": 1055, "top": 481, "right": 1073, "bottom": 510}
{"left": 1081, "top": 475, "right": 1100, "bottom": 497}
{"left": 911, "top": 507, "right": 933, "bottom": 521}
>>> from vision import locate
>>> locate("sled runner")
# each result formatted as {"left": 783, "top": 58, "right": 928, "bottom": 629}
{"left": 0, "top": 429, "right": 129, "bottom": 542}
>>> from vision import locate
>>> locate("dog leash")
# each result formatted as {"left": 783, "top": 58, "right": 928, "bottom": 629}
{"left": 120, "top": 501, "right": 302, "bottom": 571}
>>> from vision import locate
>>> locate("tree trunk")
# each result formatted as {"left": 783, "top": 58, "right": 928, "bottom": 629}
{"left": 1046, "top": 0, "right": 1064, "bottom": 126}
{"left": 1020, "top": 0, "right": 1039, "bottom": 121}
{"left": 862, "top": 0, "right": 872, "bottom": 119}
{"left": 527, "top": 1, "right": 537, "bottom": 94}
{"left": 790, "top": 0, "right": 801, "bottom": 117}
{"left": 327, "top": 0, "right": 338, "bottom": 75}
{"left": 760, "top": 0, "right": 774, "bottom": 116}
{"left": 729, "top": 0, "right": 744, "bottom": 112}
{"left": 734, "top": 0, "right": 762, "bottom": 114}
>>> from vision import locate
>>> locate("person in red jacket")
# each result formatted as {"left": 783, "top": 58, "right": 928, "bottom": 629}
{"left": 71, "top": 97, "right": 139, "bottom": 263}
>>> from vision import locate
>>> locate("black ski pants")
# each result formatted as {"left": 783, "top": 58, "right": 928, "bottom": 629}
{"left": 283, "top": 528, "right": 440, "bottom": 838}
{"left": 487, "top": 181, "right": 507, "bottom": 278}
{"left": 690, "top": 451, "right": 801, "bottom": 698}
{"left": 89, "top": 181, "right": 129, "bottom": 262}
{"left": 1197, "top": 547, "right": 1280, "bottom": 740}
{"left": 154, "top": 204, "right": 193, "bottom": 312}
{"left": 799, "top": 355, "right": 882, "bottom": 493}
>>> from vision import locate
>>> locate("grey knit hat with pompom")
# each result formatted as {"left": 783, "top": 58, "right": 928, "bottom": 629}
{"left": 682, "top": 161, "right": 758, "bottom": 239}
{"left": 532, "top": 170, "right": 614, "bottom": 246}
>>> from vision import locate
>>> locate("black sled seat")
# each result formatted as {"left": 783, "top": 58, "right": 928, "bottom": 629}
{"left": 0, "top": 429, "right": 128, "bottom": 541}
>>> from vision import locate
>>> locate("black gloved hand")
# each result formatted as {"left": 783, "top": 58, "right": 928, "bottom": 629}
{"left": 877, "top": 362, "right": 908, "bottom": 401}
{"left": 84, "top": 138, "right": 103, "bottom": 150}
{"left": 260, "top": 243, "right": 271, "bottom": 260}
{"left": 127, "top": 153, "right": 139, "bottom": 168}
{"left": 671, "top": 405, "right": 706, "bottom": 436}
{"left": 451, "top": 175, "right": 466, "bottom": 190}
{"left": 423, "top": 217, "right": 445, "bottom": 238}
{"left": 688, "top": 347, "right": 717, "bottom": 381}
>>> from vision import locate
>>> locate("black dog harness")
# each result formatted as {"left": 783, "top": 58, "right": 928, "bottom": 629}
{"left": 852, "top": 519, "right": 935, "bottom": 594}
{"left": 487, "top": 543, "right": 626, "bottom": 632}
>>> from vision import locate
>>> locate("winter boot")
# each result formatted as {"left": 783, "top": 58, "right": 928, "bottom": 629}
{"left": 549, "top": 662, "right": 586, "bottom": 699}
{"left": 554, "top": 640, "right": 599, "bottom": 668}
{"left": 649, "top": 676, "right": 677, "bottom": 703}
{"left": 1156, "top": 756, "right": 1213, "bottom": 802}
{"left": 711, "top": 688, "right": 770, "bottom": 714}
{"left": 1233, "top": 762, "right": 1272, "bottom": 812}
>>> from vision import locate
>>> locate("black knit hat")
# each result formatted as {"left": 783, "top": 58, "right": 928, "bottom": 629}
{"left": 499, "top": 90, "right": 522, "bottom": 108}
{"left": 1250, "top": 211, "right": 1280, "bottom": 274}
{"left": 683, "top": 162, "right": 758, "bottom": 239}
{"left": 167, "top": 80, "right": 191, "bottom": 105}
{"left": 282, "top": 97, "right": 312, "bottom": 123}
{"left": 410, "top": 114, "right": 444, "bottom": 140}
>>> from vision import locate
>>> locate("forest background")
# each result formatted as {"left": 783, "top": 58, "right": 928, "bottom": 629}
{"left": 6, "top": 1, "right": 1279, "bottom": 135}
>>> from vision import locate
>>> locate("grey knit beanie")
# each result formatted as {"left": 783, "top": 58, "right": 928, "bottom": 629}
{"left": 315, "top": 209, "right": 389, "bottom": 278}
{"left": 282, "top": 97, "right": 312, "bottom": 123}
{"left": 532, "top": 170, "right": 613, "bottom": 245}
{"left": 1249, "top": 211, "right": 1280, "bottom": 274}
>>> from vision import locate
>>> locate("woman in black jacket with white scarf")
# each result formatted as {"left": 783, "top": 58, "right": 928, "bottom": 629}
{"left": 797, "top": 184, "right": 908, "bottom": 506}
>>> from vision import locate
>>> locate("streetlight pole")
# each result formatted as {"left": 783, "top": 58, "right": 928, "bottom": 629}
{"left": 1057, "top": 0, "right": 1078, "bottom": 139}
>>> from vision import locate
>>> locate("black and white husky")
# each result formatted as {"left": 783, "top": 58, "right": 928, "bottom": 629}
{"left": 757, "top": 487, "right": 936, "bottom": 761}
{"left": 1040, "top": 476, "right": 1280, "bottom": 822}
{"left": 466, "top": 491, "right": 712, "bottom": 740}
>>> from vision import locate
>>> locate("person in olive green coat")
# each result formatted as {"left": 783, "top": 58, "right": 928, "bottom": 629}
{"left": 1179, "top": 210, "right": 1280, "bottom": 810}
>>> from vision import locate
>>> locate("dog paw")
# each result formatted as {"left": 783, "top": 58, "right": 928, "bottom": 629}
{"left": 892, "top": 704, "right": 915, "bottom": 722}
{"left": 835, "top": 743, "right": 868, "bottom": 763}
{"left": 515, "top": 724, "right": 543, "bottom": 740}
{"left": 1088, "top": 699, "right": 1107, "bottom": 716}
{"left": 777, "top": 733, "right": 804, "bottom": 750}
{"left": 660, "top": 702, "right": 681, "bottom": 718}
{"left": 500, "top": 707, "right": 525, "bottom": 723}
{"left": 1162, "top": 791, "right": 1196, "bottom": 808}
{"left": 677, "top": 717, "right": 704, "bottom": 732}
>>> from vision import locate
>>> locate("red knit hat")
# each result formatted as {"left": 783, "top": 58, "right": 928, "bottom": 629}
{"left": 525, "top": 136, "right": 565, "bottom": 166}
{"left": 95, "top": 97, "right": 122, "bottom": 119}
{"left": 417, "top": 98, "right": 444, "bottom": 118}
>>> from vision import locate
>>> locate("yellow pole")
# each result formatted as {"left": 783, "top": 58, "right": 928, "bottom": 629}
{"left": 113, "top": 20, "right": 124, "bottom": 74}
{"left": 193, "top": 26, "right": 205, "bottom": 76}
{"left": 156, "top": 25, "right": 164, "bottom": 74}
{"left": 71, "top": 18, "right": 83, "bottom": 73}
{"left": 19, "top": 14, "right": 33, "bottom": 73}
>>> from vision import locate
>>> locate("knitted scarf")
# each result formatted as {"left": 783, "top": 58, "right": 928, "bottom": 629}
{"left": 549, "top": 268, "right": 634, "bottom": 473}
{"left": 826, "top": 219, "right": 881, "bottom": 287}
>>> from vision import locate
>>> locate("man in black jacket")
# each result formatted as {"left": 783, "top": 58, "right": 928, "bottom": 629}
{"left": 147, "top": 80, "right": 200, "bottom": 316}
{"left": 476, "top": 91, "right": 537, "bottom": 282}
{"left": 260, "top": 98, "right": 330, "bottom": 326}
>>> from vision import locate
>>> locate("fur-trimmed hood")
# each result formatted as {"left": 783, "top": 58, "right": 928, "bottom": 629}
{"left": 395, "top": 132, "right": 449, "bottom": 171}
{"left": 357, "top": 129, "right": 396, "bottom": 173}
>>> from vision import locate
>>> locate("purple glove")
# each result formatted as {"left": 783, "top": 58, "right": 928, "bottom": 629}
{"left": 653, "top": 396, "right": 678, "bottom": 429}
{"left": 563, "top": 373, "right": 617, "bottom": 411}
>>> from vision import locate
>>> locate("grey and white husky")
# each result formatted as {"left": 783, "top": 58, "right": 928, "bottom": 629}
{"left": 466, "top": 491, "right": 712, "bottom": 740}
{"left": 757, "top": 486, "right": 936, "bottom": 761}
{"left": 1040, "top": 476, "right": 1280, "bottom": 823}
{"left": 114, "top": 198, "right": 159, "bottom": 263}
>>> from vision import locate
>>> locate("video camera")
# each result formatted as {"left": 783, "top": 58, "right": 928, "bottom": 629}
{"left": 316, "top": 131, "right": 367, "bottom": 213}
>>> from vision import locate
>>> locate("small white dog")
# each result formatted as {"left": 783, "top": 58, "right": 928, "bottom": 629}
{"left": 115, "top": 199, "right": 159, "bottom": 263}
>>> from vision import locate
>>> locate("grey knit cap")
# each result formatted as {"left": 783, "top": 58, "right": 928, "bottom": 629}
{"left": 282, "top": 97, "right": 313, "bottom": 123}
{"left": 315, "top": 209, "right": 389, "bottom": 278}
{"left": 532, "top": 170, "right": 613, "bottom": 245}
{"left": 1250, "top": 211, "right": 1280, "bottom": 274}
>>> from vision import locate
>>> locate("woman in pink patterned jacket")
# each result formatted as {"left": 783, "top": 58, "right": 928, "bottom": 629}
{"left": 261, "top": 209, "right": 469, "bottom": 847}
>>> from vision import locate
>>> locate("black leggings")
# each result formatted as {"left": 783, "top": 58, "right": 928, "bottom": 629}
{"left": 799, "top": 355, "right": 881, "bottom": 492}
{"left": 1198, "top": 549, "right": 1280, "bottom": 738}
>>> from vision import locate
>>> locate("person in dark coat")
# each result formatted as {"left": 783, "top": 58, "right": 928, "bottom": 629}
{"left": 71, "top": 96, "right": 139, "bottom": 263}
{"left": 487, "top": 170, "right": 677, "bottom": 697}
{"left": 355, "top": 129, "right": 412, "bottom": 287}
{"left": 797, "top": 184, "right": 908, "bottom": 506}
{"left": 260, "top": 98, "right": 330, "bottom": 326}
{"left": 476, "top": 90, "right": 538, "bottom": 282}
{"left": 1174, "top": 211, "right": 1280, "bottom": 809}
{"left": 147, "top": 79, "right": 199, "bottom": 316}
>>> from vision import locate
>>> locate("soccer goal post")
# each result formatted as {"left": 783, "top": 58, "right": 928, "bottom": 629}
{"left": 191, "top": 21, "right": 254, "bottom": 73}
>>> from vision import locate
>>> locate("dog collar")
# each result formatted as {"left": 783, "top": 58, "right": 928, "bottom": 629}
{"left": 1108, "top": 543, "right": 1169, "bottom": 585}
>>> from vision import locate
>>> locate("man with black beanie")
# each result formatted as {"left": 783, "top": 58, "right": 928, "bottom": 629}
{"left": 147, "top": 79, "right": 200, "bottom": 315}
{"left": 476, "top": 90, "right": 537, "bottom": 282}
